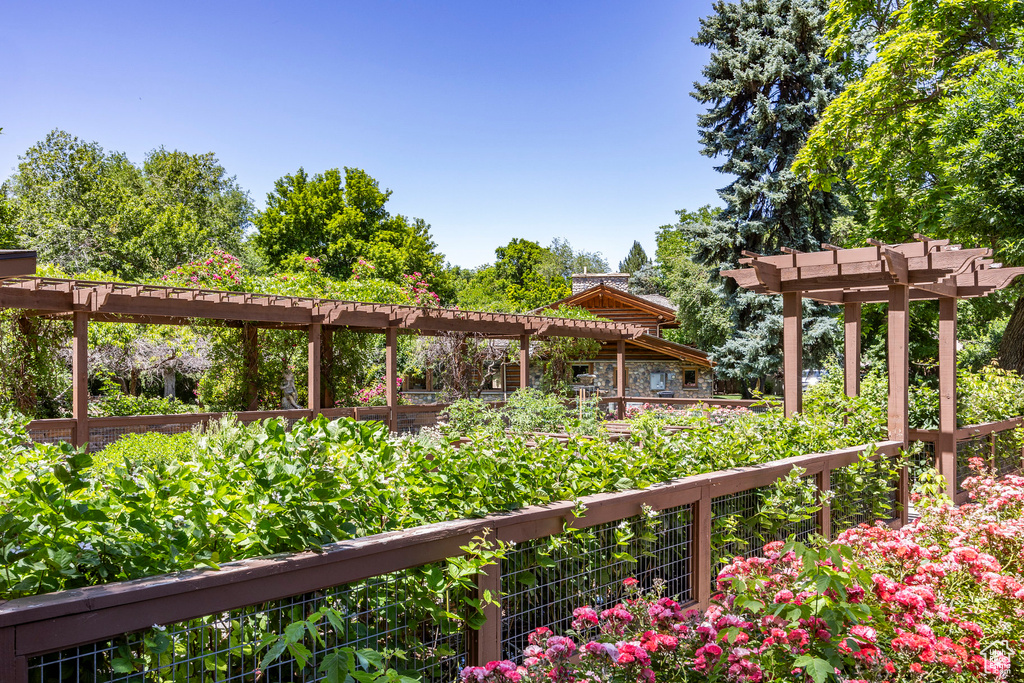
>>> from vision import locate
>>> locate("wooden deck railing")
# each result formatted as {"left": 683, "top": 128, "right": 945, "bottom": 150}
{"left": 0, "top": 439, "right": 906, "bottom": 682}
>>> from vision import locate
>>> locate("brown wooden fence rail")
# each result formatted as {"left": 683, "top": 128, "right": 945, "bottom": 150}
{"left": 0, "top": 439, "right": 905, "bottom": 683}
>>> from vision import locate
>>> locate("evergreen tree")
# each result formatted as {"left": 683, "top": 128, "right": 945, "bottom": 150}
{"left": 689, "top": 0, "right": 846, "bottom": 388}
{"left": 618, "top": 241, "right": 650, "bottom": 274}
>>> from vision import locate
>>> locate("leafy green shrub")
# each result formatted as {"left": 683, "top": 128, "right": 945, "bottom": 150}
{"left": 804, "top": 362, "right": 1024, "bottom": 429}
{"left": 440, "top": 389, "right": 603, "bottom": 438}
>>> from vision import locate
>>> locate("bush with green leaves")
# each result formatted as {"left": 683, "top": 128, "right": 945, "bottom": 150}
{"left": 804, "top": 363, "right": 1024, "bottom": 429}
{"left": 440, "top": 389, "right": 603, "bottom": 439}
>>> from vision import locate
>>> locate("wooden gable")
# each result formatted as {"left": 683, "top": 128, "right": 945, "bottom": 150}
{"left": 545, "top": 285, "right": 679, "bottom": 336}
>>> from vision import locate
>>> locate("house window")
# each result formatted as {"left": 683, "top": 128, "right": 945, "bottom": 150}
{"left": 572, "top": 364, "right": 593, "bottom": 380}
{"left": 684, "top": 370, "right": 697, "bottom": 387}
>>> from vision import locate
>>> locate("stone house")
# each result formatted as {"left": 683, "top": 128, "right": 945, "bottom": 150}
{"left": 504, "top": 273, "right": 715, "bottom": 399}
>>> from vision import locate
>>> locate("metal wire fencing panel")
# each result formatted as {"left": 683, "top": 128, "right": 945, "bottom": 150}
{"left": 27, "top": 425, "right": 73, "bottom": 445}
{"left": 356, "top": 409, "right": 391, "bottom": 426}
{"left": 499, "top": 505, "right": 692, "bottom": 660}
{"left": 710, "top": 480, "right": 818, "bottom": 580}
{"left": 909, "top": 440, "right": 936, "bottom": 489}
{"left": 88, "top": 421, "right": 201, "bottom": 451}
{"left": 28, "top": 562, "right": 470, "bottom": 683}
{"left": 993, "top": 429, "right": 1021, "bottom": 476}
{"left": 957, "top": 435, "right": 990, "bottom": 493}
{"left": 397, "top": 409, "right": 444, "bottom": 436}
{"left": 830, "top": 461, "right": 898, "bottom": 537}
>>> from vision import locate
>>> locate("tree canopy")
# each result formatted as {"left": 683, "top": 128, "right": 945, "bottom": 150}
{"left": 252, "top": 167, "right": 445, "bottom": 285}
{"left": 690, "top": 0, "right": 845, "bottom": 385}
{"left": 1, "top": 130, "right": 251, "bottom": 279}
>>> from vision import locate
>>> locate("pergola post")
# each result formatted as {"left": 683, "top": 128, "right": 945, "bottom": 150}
{"left": 888, "top": 284, "right": 911, "bottom": 526}
{"left": 519, "top": 334, "right": 530, "bottom": 390}
{"left": 938, "top": 297, "right": 957, "bottom": 499}
{"left": 616, "top": 339, "right": 626, "bottom": 419}
{"left": 386, "top": 326, "right": 399, "bottom": 433}
{"left": 782, "top": 292, "right": 803, "bottom": 417}
{"left": 321, "top": 327, "right": 334, "bottom": 409}
{"left": 308, "top": 323, "right": 321, "bottom": 416}
{"left": 243, "top": 323, "right": 260, "bottom": 411}
{"left": 844, "top": 302, "right": 861, "bottom": 398}
{"left": 72, "top": 312, "right": 89, "bottom": 449}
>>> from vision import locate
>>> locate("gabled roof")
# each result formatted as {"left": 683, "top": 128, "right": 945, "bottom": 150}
{"left": 543, "top": 284, "right": 680, "bottom": 327}
{"left": 628, "top": 333, "right": 713, "bottom": 367}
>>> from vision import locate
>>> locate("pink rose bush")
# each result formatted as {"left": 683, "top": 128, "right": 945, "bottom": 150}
{"left": 162, "top": 250, "right": 245, "bottom": 290}
{"left": 463, "top": 459, "right": 1024, "bottom": 682}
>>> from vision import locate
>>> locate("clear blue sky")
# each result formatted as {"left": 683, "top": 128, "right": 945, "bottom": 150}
{"left": 1, "top": 1, "right": 723, "bottom": 270}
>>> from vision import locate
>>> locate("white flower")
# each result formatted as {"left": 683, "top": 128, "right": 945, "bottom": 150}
{"left": 77, "top": 541, "right": 94, "bottom": 552}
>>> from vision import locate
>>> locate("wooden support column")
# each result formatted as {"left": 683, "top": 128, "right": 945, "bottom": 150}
{"left": 694, "top": 486, "right": 713, "bottom": 609}
{"left": 782, "top": 292, "right": 803, "bottom": 417}
{"left": 243, "top": 323, "right": 260, "bottom": 412}
{"left": 844, "top": 302, "right": 861, "bottom": 398}
{"left": 72, "top": 312, "right": 89, "bottom": 449}
{"left": 887, "top": 285, "right": 910, "bottom": 444}
{"left": 308, "top": 323, "right": 321, "bottom": 416}
{"left": 321, "top": 327, "right": 334, "bottom": 409}
{"left": 616, "top": 338, "right": 626, "bottom": 419}
{"left": 519, "top": 334, "right": 530, "bottom": 390}
{"left": 938, "top": 297, "right": 957, "bottom": 499}
{"left": 471, "top": 545, "right": 502, "bottom": 665}
{"left": 888, "top": 284, "right": 911, "bottom": 526}
{"left": 816, "top": 466, "right": 832, "bottom": 541}
{"left": 386, "top": 326, "right": 399, "bottom": 433}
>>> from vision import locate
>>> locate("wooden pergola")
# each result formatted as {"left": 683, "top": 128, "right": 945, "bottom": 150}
{"left": 0, "top": 266, "right": 645, "bottom": 439}
{"left": 722, "top": 236, "right": 1024, "bottom": 498}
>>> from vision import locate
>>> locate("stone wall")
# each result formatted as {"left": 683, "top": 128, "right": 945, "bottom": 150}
{"left": 591, "top": 361, "right": 713, "bottom": 398}
{"left": 570, "top": 273, "right": 630, "bottom": 294}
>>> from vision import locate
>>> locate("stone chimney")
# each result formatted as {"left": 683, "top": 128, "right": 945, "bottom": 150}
{"left": 571, "top": 272, "right": 630, "bottom": 294}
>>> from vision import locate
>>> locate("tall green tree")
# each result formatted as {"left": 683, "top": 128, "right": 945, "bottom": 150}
{"left": 691, "top": 0, "right": 846, "bottom": 387}
{"left": 454, "top": 239, "right": 572, "bottom": 312}
{"left": 0, "top": 130, "right": 251, "bottom": 278}
{"left": 618, "top": 241, "right": 651, "bottom": 274}
{"left": 538, "top": 238, "right": 609, "bottom": 280}
{"left": 252, "top": 167, "right": 444, "bottom": 283}
{"left": 794, "top": 0, "right": 1024, "bottom": 372}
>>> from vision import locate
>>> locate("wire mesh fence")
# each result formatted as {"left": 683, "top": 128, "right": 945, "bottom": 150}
{"left": 830, "top": 461, "right": 899, "bottom": 537}
{"left": 499, "top": 505, "right": 692, "bottom": 660}
{"left": 27, "top": 562, "right": 470, "bottom": 683}
{"left": 88, "top": 421, "right": 200, "bottom": 450}
{"left": 26, "top": 424, "right": 73, "bottom": 445}
{"left": 710, "top": 480, "right": 818, "bottom": 580}
{"left": 957, "top": 435, "right": 991, "bottom": 493}
{"left": 993, "top": 429, "right": 1021, "bottom": 477}
{"left": 397, "top": 408, "right": 446, "bottom": 436}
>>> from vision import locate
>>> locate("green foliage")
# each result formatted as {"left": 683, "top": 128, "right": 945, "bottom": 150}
{"left": 440, "top": 388, "right": 603, "bottom": 438}
{"left": 0, "top": 130, "right": 251, "bottom": 279}
{"left": 252, "top": 167, "right": 445, "bottom": 285}
{"left": 90, "top": 375, "right": 196, "bottom": 417}
{"left": 805, "top": 362, "right": 1024, "bottom": 429}
{"left": 0, "top": 311, "right": 70, "bottom": 418}
{"left": 533, "top": 307, "right": 605, "bottom": 393}
{"left": 454, "top": 238, "right": 577, "bottom": 312}
{"left": 690, "top": 0, "right": 847, "bottom": 382}
{"left": 618, "top": 240, "right": 650, "bottom": 274}
{"left": 795, "top": 0, "right": 1024, "bottom": 239}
